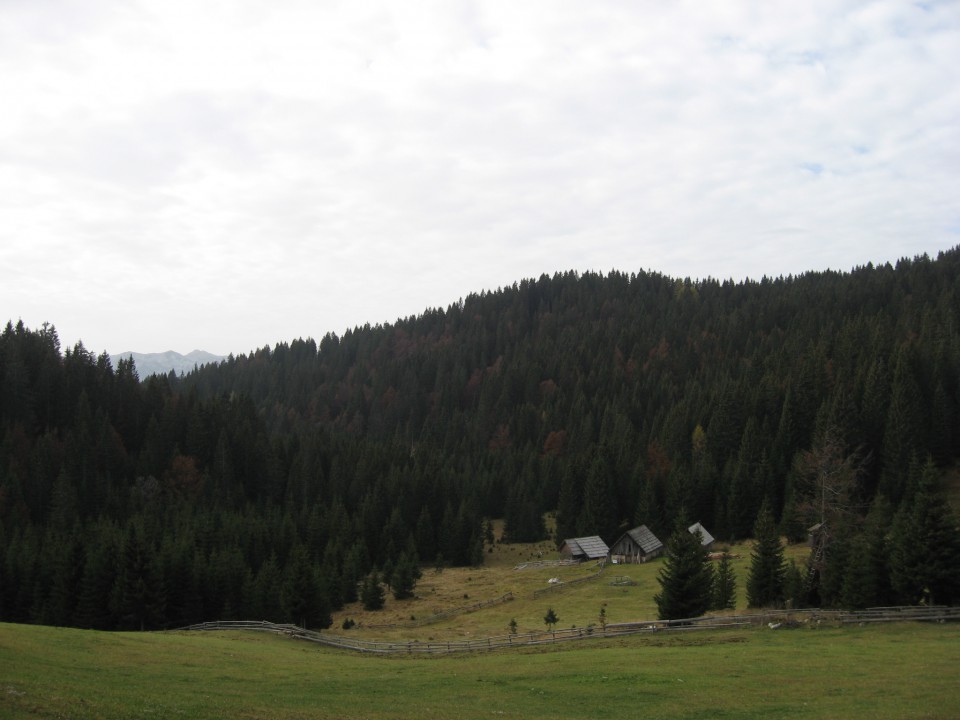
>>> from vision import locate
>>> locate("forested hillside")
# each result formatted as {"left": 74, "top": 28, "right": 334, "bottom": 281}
{"left": 2, "top": 249, "right": 959, "bottom": 630}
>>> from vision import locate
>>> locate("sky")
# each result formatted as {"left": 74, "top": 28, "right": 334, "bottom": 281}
{"left": 2, "top": 1, "right": 958, "bottom": 357}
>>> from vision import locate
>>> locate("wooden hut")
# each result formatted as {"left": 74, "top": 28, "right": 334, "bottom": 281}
{"left": 559, "top": 536, "right": 610, "bottom": 562}
{"left": 688, "top": 522, "right": 715, "bottom": 549}
{"left": 609, "top": 525, "right": 664, "bottom": 564}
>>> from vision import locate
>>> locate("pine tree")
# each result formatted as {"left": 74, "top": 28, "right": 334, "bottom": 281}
{"left": 361, "top": 571, "right": 386, "bottom": 611}
{"left": 340, "top": 544, "right": 365, "bottom": 605}
{"left": 839, "top": 495, "right": 893, "bottom": 609}
{"left": 711, "top": 552, "right": 737, "bottom": 611}
{"left": 252, "top": 555, "right": 284, "bottom": 622}
{"left": 654, "top": 521, "right": 714, "bottom": 620}
{"left": 111, "top": 522, "right": 166, "bottom": 631}
{"left": 577, "top": 454, "right": 618, "bottom": 542}
{"left": 879, "top": 348, "right": 924, "bottom": 504}
{"left": 783, "top": 558, "right": 805, "bottom": 609}
{"left": 74, "top": 527, "right": 119, "bottom": 629}
{"left": 543, "top": 607, "right": 559, "bottom": 631}
{"left": 281, "top": 544, "right": 320, "bottom": 628}
{"left": 390, "top": 552, "right": 422, "bottom": 600}
{"left": 746, "top": 502, "right": 786, "bottom": 608}
{"left": 889, "top": 457, "right": 960, "bottom": 605}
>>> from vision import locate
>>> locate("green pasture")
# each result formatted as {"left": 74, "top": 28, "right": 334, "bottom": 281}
{"left": 336, "top": 535, "right": 807, "bottom": 641}
{"left": 2, "top": 620, "right": 959, "bottom": 719}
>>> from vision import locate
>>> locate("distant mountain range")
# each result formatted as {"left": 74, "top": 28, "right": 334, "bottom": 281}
{"left": 109, "top": 349, "right": 225, "bottom": 378}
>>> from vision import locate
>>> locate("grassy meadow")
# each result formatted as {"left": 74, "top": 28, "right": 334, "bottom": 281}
{"left": 332, "top": 521, "right": 808, "bottom": 641}
{"left": 2, "top": 529, "right": 959, "bottom": 719}
{"left": 2, "top": 619, "right": 959, "bottom": 719}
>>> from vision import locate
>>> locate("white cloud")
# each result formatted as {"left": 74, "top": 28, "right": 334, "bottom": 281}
{"left": 1, "top": 0, "right": 958, "bottom": 354}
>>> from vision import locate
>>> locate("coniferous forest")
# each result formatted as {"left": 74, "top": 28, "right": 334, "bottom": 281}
{"left": 2, "top": 250, "right": 960, "bottom": 630}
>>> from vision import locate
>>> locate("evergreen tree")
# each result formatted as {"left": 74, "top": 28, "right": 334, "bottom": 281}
{"left": 281, "top": 544, "right": 330, "bottom": 629}
{"left": 889, "top": 457, "right": 960, "bottom": 605}
{"left": 390, "top": 552, "right": 422, "bottom": 600}
{"left": 654, "top": 521, "right": 714, "bottom": 620}
{"left": 840, "top": 495, "right": 894, "bottom": 609}
{"left": 543, "top": 607, "right": 559, "bottom": 631}
{"left": 746, "top": 502, "right": 786, "bottom": 608}
{"left": 361, "top": 571, "right": 386, "bottom": 611}
{"left": 252, "top": 555, "right": 284, "bottom": 622}
{"left": 711, "top": 551, "right": 737, "bottom": 611}
{"left": 782, "top": 558, "right": 804, "bottom": 608}
{"left": 879, "top": 349, "right": 924, "bottom": 505}
{"left": 74, "top": 528, "right": 119, "bottom": 630}
{"left": 577, "top": 454, "right": 618, "bottom": 542}
{"left": 340, "top": 544, "right": 365, "bottom": 605}
{"left": 111, "top": 521, "right": 166, "bottom": 630}
{"left": 415, "top": 506, "right": 436, "bottom": 561}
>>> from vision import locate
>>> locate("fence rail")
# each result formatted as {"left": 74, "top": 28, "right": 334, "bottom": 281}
{"left": 176, "top": 606, "right": 960, "bottom": 655}
{"left": 532, "top": 564, "right": 605, "bottom": 598}
{"left": 514, "top": 559, "right": 581, "bottom": 571}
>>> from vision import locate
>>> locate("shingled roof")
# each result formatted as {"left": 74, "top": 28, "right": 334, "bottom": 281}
{"left": 688, "top": 522, "right": 715, "bottom": 547}
{"left": 624, "top": 525, "right": 664, "bottom": 555}
{"left": 561, "top": 535, "right": 610, "bottom": 560}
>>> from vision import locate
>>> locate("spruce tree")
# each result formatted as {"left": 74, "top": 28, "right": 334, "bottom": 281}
{"left": 281, "top": 544, "right": 320, "bottom": 628}
{"left": 543, "top": 607, "right": 559, "bottom": 631}
{"left": 746, "top": 502, "right": 786, "bottom": 608}
{"left": 654, "top": 521, "right": 714, "bottom": 620}
{"left": 361, "top": 571, "right": 386, "bottom": 611}
{"left": 839, "top": 495, "right": 893, "bottom": 609}
{"left": 711, "top": 551, "right": 737, "bottom": 611}
{"left": 111, "top": 522, "right": 166, "bottom": 631}
{"left": 390, "top": 552, "right": 422, "bottom": 600}
{"left": 889, "top": 457, "right": 960, "bottom": 605}
{"left": 578, "top": 454, "right": 618, "bottom": 542}
{"left": 782, "top": 558, "right": 804, "bottom": 608}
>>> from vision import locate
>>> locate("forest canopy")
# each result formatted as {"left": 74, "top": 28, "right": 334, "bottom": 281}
{"left": 2, "top": 249, "right": 959, "bottom": 628}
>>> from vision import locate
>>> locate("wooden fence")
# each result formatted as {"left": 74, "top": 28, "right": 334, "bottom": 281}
{"left": 532, "top": 564, "right": 605, "bottom": 598}
{"left": 176, "top": 606, "right": 960, "bottom": 656}
{"left": 513, "top": 559, "right": 581, "bottom": 571}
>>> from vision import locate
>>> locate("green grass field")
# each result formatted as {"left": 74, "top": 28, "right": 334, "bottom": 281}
{"left": 3, "top": 530, "right": 958, "bottom": 719}
{"left": 2, "top": 620, "right": 959, "bottom": 719}
{"left": 334, "top": 528, "right": 807, "bottom": 641}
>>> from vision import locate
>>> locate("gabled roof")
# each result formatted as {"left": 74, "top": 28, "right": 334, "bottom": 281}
{"left": 623, "top": 525, "right": 664, "bottom": 555}
{"left": 688, "top": 522, "right": 715, "bottom": 546}
{"left": 562, "top": 535, "right": 610, "bottom": 559}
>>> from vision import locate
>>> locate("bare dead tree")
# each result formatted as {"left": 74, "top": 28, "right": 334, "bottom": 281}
{"left": 794, "top": 425, "right": 868, "bottom": 596}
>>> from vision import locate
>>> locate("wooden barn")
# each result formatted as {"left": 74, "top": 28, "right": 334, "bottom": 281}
{"left": 559, "top": 536, "right": 610, "bottom": 562}
{"left": 688, "top": 522, "right": 715, "bottom": 549}
{"left": 609, "top": 525, "right": 664, "bottom": 564}
{"left": 807, "top": 522, "right": 825, "bottom": 548}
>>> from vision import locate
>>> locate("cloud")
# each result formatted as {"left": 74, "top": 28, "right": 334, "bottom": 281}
{"left": 1, "top": 0, "right": 958, "bottom": 353}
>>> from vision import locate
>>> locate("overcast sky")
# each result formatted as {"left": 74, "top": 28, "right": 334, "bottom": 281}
{"left": 2, "top": 1, "right": 958, "bottom": 356}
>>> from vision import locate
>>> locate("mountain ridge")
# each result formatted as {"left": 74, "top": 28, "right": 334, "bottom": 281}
{"left": 110, "top": 349, "right": 225, "bottom": 377}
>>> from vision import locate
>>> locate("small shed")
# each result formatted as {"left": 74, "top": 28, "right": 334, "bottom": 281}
{"left": 807, "top": 522, "right": 825, "bottom": 548}
{"left": 559, "top": 536, "right": 610, "bottom": 562}
{"left": 609, "top": 525, "right": 664, "bottom": 564}
{"left": 688, "top": 522, "right": 715, "bottom": 549}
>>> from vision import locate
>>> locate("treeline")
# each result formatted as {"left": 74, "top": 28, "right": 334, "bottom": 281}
{"left": 0, "top": 325, "right": 485, "bottom": 629}
{"left": 2, "top": 249, "right": 960, "bottom": 628}
{"left": 185, "top": 251, "right": 959, "bottom": 536}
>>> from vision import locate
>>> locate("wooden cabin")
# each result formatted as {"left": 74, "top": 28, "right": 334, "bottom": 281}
{"left": 559, "top": 536, "right": 610, "bottom": 562}
{"left": 609, "top": 525, "right": 664, "bottom": 564}
{"left": 688, "top": 522, "right": 715, "bottom": 549}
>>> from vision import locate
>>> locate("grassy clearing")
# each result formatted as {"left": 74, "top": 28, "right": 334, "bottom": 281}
{"left": 4, "top": 531, "right": 954, "bottom": 718}
{"left": 2, "top": 621, "right": 959, "bottom": 719}
{"left": 335, "top": 529, "right": 809, "bottom": 641}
